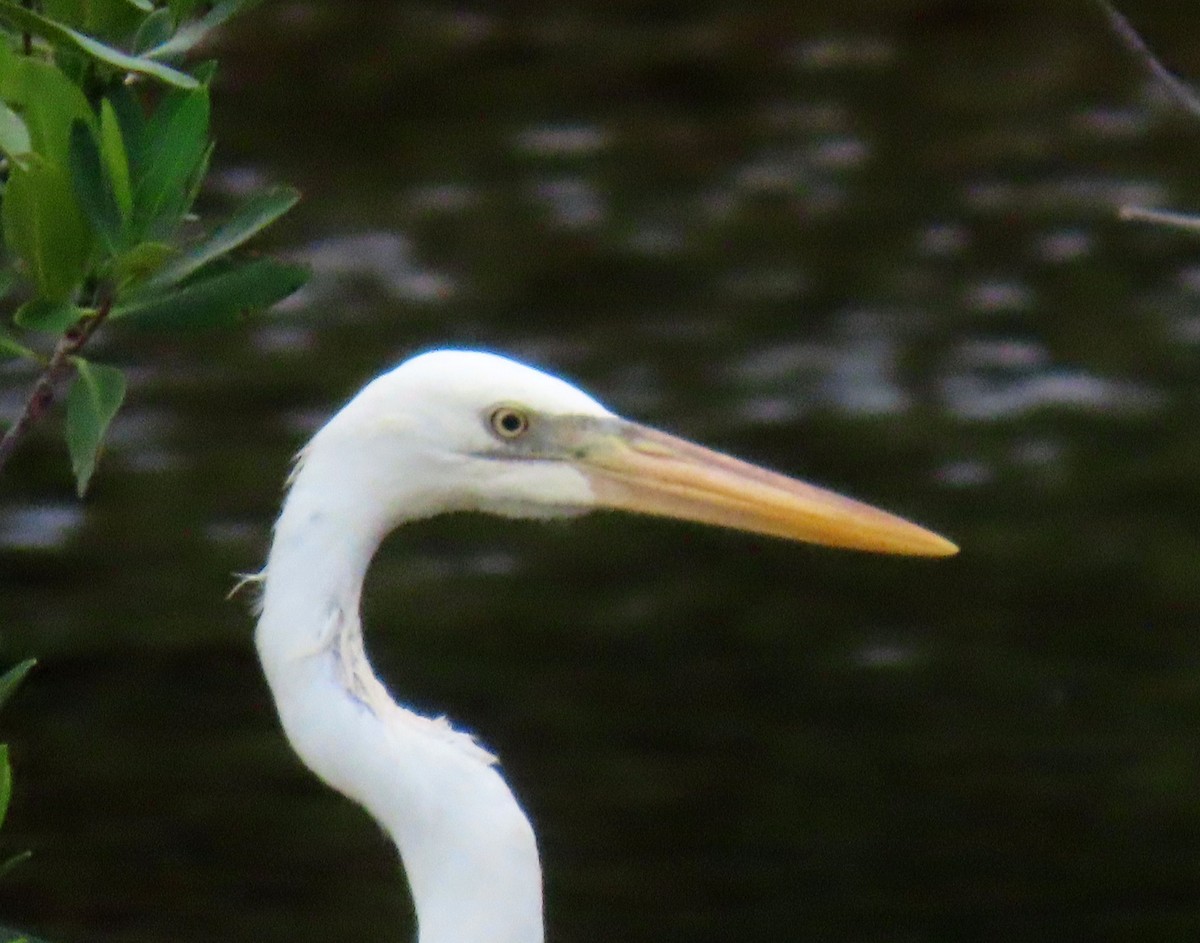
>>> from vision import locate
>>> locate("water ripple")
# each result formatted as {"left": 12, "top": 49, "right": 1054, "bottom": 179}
{"left": 0, "top": 504, "right": 83, "bottom": 551}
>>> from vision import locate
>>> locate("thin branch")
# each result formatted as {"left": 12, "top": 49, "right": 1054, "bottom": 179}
{"left": 1118, "top": 205, "right": 1200, "bottom": 233}
{"left": 0, "top": 299, "right": 112, "bottom": 475}
{"left": 1098, "top": 1, "right": 1200, "bottom": 121}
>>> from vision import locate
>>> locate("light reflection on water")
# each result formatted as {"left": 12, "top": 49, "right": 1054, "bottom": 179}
{"left": 0, "top": 506, "right": 82, "bottom": 551}
{"left": 2, "top": 3, "right": 1200, "bottom": 943}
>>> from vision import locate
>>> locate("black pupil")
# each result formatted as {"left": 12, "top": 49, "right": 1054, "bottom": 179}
{"left": 499, "top": 412, "right": 523, "bottom": 434}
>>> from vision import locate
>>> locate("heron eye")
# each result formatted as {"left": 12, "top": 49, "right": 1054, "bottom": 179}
{"left": 489, "top": 406, "right": 530, "bottom": 440}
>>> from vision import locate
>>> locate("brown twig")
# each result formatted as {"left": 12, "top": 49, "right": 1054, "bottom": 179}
{"left": 1119, "top": 205, "right": 1200, "bottom": 232}
{"left": 0, "top": 299, "right": 113, "bottom": 475}
{"left": 1098, "top": 2, "right": 1200, "bottom": 121}
{"left": 1098, "top": 3, "right": 1200, "bottom": 226}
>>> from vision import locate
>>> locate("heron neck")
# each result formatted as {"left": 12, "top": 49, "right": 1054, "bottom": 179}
{"left": 254, "top": 451, "right": 544, "bottom": 943}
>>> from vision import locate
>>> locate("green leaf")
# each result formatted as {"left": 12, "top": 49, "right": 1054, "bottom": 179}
{"left": 69, "top": 120, "right": 124, "bottom": 254}
{"left": 0, "top": 660, "right": 35, "bottom": 712}
{"left": 0, "top": 1, "right": 198, "bottom": 89}
{"left": 141, "top": 186, "right": 300, "bottom": 292}
{"left": 34, "top": 0, "right": 85, "bottom": 28}
{"left": 112, "top": 240, "right": 175, "bottom": 290}
{"left": 0, "top": 102, "right": 30, "bottom": 169}
{"left": 0, "top": 850, "right": 32, "bottom": 878}
{"left": 182, "top": 140, "right": 214, "bottom": 215}
{"left": 113, "top": 258, "right": 309, "bottom": 328}
{"left": 2, "top": 161, "right": 93, "bottom": 301}
{"left": 99, "top": 100, "right": 133, "bottom": 220}
{"left": 132, "top": 83, "right": 209, "bottom": 238}
{"left": 62, "top": 0, "right": 148, "bottom": 41}
{"left": 65, "top": 358, "right": 126, "bottom": 496}
{"left": 132, "top": 7, "right": 173, "bottom": 53}
{"left": 166, "top": 0, "right": 203, "bottom": 23}
{"left": 106, "top": 84, "right": 147, "bottom": 180}
{"left": 144, "top": 0, "right": 264, "bottom": 61}
{"left": 0, "top": 54, "right": 94, "bottom": 164}
{"left": 13, "top": 299, "right": 86, "bottom": 333}
{"left": 0, "top": 326, "right": 40, "bottom": 362}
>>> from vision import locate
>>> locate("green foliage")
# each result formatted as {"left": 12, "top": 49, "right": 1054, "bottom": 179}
{"left": 139, "top": 185, "right": 300, "bottom": 291}
{"left": 0, "top": 660, "right": 35, "bottom": 930}
{"left": 0, "top": 661, "right": 34, "bottom": 835}
{"left": 13, "top": 299, "right": 86, "bottom": 332}
{"left": 3, "top": 160, "right": 93, "bottom": 301}
{"left": 0, "top": 660, "right": 34, "bottom": 713}
{"left": 144, "top": 0, "right": 264, "bottom": 62}
{"left": 0, "top": 0, "right": 306, "bottom": 494}
{"left": 114, "top": 257, "right": 308, "bottom": 328}
{"left": 131, "top": 80, "right": 211, "bottom": 240}
{"left": 0, "top": 1, "right": 196, "bottom": 88}
{"left": 0, "top": 325, "right": 36, "bottom": 361}
{"left": 65, "top": 357, "right": 125, "bottom": 496}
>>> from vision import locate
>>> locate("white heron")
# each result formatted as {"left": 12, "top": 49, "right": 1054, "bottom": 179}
{"left": 254, "top": 349, "right": 956, "bottom": 943}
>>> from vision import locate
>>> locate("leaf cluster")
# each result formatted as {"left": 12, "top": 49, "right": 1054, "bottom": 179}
{"left": 0, "top": 660, "right": 34, "bottom": 881}
{"left": 0, "top": 0, "right": 307, "bottom": 494}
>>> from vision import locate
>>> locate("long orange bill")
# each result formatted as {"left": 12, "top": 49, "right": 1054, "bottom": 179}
{"left": 573, "top": 421, "right": 958, "bottom": 557}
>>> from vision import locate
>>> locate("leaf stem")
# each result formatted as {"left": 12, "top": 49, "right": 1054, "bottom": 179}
{"left": 0, "top": 297, "right": 113, "bottom": 476}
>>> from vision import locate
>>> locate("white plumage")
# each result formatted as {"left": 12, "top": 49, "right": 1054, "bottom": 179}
{"left": 255, "top": 349, "right": 955, "bottom": 943}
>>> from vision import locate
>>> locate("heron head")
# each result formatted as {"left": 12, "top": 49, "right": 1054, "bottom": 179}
{"left": 313, "top": 349, "right": 957, "bottom": 556}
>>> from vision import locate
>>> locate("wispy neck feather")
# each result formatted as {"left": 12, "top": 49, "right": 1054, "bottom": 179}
{"left": 255, "top": 438, "right": 544, "bottom": 943}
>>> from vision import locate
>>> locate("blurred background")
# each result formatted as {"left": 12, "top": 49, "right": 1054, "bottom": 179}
{"left": 2, "top": 1, "right": 1200, "bottom": 940}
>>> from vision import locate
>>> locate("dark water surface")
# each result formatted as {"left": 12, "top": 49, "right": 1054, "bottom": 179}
{"left": 3, "top": 2, "right": 1200, "bottom": 941}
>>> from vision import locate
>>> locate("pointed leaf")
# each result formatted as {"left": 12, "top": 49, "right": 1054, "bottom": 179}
{"left": 2, "top": 161, "right": 93, "bottom": 301}
{"left": 141, "top": 186, "right": 300, "bottom": 291}
{"left": 0, "top": 326, "right": 40, "bottom": 362}
{"left": 145, "top": 0, "right": 264, "bottom": 61}
{"left": 99, "top": 100, "right": 133, "bottom": 220}
{"left": 113, "top": 258, "right": 308, "bottom": 328}
{"left": 65, "top": 359, "right": 126, "bottom": 496}
{"left": 0, "top": 660, "right": 35, "bottom": 712}
{"left": 0, "top": 1, "right": 198, "bottom": 89}
{"left": 69, "top": 120, "right": 124, "bottom": 254}
{"left": 0, "top": 850, "right": 32, "bottom": 878}
{"left": 132, "top": 84, "right": 209, "bottom": 238}
{"left": 13, "top": 299, "right": 87, "bottom": 333}
{"left": 181, "top": 140, "right": 215, "bottom": 216}
{"left": 106, "top": 83, "right": 147, "bottom": 180}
